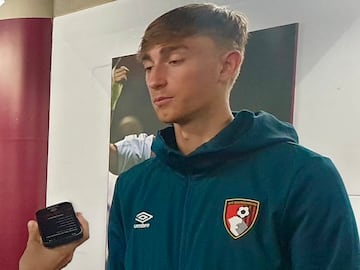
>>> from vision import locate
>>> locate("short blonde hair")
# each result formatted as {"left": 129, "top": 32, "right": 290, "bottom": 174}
{"left": 138, "top": 3, "right": 249, "bottom": 61}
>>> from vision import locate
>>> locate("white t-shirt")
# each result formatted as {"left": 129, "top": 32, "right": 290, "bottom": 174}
{"left": 115, "top": 133, "right": 154, "bottom": 173}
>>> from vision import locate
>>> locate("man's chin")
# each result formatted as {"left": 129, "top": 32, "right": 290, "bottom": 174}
{"left": 159, "top": 118, "right": 174, "bottom": 125}
{"left": 156, "top": 113, "right": 175, "bottom": 124}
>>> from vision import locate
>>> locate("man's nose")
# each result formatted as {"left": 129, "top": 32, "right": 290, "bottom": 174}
{"left": 147, "top": 65, "right": 167, "bottom": 90}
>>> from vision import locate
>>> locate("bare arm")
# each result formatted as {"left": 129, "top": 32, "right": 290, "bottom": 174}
{"left": 109, "top": 143, "right": 119, "bottom": 175}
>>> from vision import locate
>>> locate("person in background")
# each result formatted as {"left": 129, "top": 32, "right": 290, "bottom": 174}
{"left": 107, "top": 3, "right": 359, "bottom": 270}
{"left": 109, "top": 58, "right": 154, "bottom": 176}
{"left": 108, "top": 132, "right": 154, "bottom": 175}
{"left": 19, "top": 213, "right": 89, "bottom": 270}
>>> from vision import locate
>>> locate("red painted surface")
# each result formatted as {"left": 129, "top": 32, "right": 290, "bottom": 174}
{"left": 0, "top": 18, "right": 52, "bottom": 269}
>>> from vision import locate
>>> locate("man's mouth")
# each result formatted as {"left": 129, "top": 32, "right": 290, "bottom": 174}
{"left": 153, "top": 96, "right": 172, "bottom": 106}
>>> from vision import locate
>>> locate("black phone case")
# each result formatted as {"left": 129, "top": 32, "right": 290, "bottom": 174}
{"left": 36, "top": 202, "right": 83, "bottom": 248}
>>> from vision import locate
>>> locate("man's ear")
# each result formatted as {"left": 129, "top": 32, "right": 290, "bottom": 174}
{"left": 219, "top": 50, "right": 243, "bottom": 82}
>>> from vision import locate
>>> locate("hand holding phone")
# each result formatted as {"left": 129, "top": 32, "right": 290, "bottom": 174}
{"left": 36, "top": 202, "right": 83, "bottom": 248}
{"left": 19, "top": 211, "right": 89, "bottom": 270}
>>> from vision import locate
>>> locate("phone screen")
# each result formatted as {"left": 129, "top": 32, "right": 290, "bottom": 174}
{"left": 36, "top": 202, "right": 83, "bottom": 248}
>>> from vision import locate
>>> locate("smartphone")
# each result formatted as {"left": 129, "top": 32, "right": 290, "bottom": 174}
{"left": 36, "top": 201, "right": 83, "bottom": 248}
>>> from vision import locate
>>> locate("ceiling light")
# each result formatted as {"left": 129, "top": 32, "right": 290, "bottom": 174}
{"left": 0, "top": 0, "right": 5, "bottom": 7}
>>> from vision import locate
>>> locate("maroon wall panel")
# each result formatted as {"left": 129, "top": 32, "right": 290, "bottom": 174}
{"left": 0, "top": 18, "right": 52, "bottom": 269}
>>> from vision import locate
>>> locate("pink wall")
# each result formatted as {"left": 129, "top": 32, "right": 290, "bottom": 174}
{"left": 0, "top": 18, "right": 52, "bottom": 269}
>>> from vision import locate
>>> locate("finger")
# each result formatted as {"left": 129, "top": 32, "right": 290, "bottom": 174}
{"left": 27, "top": 220, "right": 41, "bottom": 243}
{"left": 76, "top": 213, "right": 90, "bottom": 242}
{"left": 114, "top": 69, "right": 128, "bottom": 77}
{"left": 114, "top": 75, "right": 127, "bottom": 82}
{"left": 114, "top": 65, "right": 129, "bottom": 72}
{"left": 114, "top": 68, "right": 129, "bottom": 76}
{"left": 119, "top": 66, "right": 129, "bottom": 71}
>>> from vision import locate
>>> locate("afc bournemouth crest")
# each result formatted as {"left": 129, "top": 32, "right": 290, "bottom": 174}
{"left": 223, "top": 198, "right": 260, "bottom": 239}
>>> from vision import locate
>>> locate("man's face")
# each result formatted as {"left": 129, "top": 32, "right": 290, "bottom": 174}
{"left": 141, "top": 36, "right": 226, "bottom": 125}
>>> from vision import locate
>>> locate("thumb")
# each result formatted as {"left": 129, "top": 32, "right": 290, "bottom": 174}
{"left": 27, "top": 220, "right": 41, "bottom": 243}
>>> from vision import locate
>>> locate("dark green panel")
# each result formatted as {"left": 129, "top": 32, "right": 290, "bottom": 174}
{"left": 231, "top": 23, "right": 298, "bottom": 122}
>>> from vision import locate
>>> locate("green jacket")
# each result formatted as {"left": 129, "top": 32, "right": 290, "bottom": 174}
{"left": 108, "top": 110, "right": 359, "bottom": 269}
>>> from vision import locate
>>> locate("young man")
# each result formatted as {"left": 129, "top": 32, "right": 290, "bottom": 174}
{"left": 107, "top": 3, "right": 359, "bottom": 270}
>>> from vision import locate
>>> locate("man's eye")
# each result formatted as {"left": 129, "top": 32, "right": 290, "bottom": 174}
{"left": 169, "top": 59, "right": 184, "bottom": 65}
{"left": 144, "top": 66, "right": 153, "bottom": 72}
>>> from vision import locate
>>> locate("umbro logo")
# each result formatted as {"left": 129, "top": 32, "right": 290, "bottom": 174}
{"left": 134, "top": 211, "right": 153, "bottom": 229}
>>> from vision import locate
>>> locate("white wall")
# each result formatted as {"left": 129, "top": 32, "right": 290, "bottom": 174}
{"left": 48, "top": 0, "right": 360, "bottom": 268}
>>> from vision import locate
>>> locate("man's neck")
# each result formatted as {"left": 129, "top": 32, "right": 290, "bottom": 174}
{"left": 174, "top": 110, "right": 234, "bottom": 155}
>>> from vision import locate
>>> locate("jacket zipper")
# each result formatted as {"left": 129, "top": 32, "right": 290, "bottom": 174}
{"left": 177, "top": 174, "right": 191, "bottom": 270}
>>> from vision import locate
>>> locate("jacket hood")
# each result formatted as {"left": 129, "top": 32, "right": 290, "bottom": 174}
{"left": 152, "top": 110, "right": 298, "bottom": 175}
